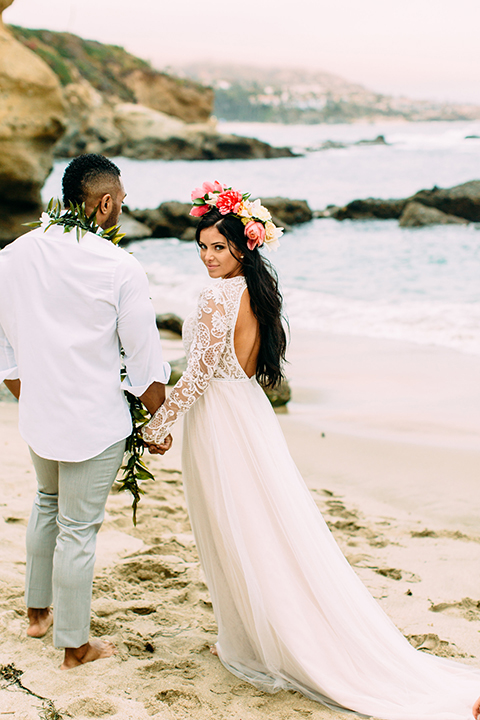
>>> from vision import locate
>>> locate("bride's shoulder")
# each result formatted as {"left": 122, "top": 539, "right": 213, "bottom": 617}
{"left": 198, "top": 277, "right": 246, "bottom": 303}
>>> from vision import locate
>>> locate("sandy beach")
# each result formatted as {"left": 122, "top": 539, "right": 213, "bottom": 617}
{"left": 1, "top": 329, "right": 480, "bottom": 719}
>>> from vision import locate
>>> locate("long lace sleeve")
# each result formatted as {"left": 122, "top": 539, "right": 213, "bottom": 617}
{"left": 141, "top": 287, "right": 228, "bottom": 444}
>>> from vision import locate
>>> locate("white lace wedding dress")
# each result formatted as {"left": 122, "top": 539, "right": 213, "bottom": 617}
{"left": 143, "top": 276, "right": 480, "bottom": 719}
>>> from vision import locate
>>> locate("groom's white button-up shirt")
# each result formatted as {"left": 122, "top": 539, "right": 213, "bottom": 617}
{"left": 0, "top": 224, "right": 170, "bottom": 462}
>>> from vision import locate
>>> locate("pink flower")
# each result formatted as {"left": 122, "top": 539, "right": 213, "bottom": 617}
{"left": 191, "top": 186, "right": 206, "bottom": 202}
{"left": 190, "top": 204, "right": 210, "bottom": 217}
{"left": 191, "top": 181, "right": 224, "bottom": 202}
{"left": 244, "top": 220, "right": 265, "bottom": 250}
{"left": 216, "top": 189, "right": 243, "bottom": 215}
{"left": 203, "top": 180, "right": 224, "bottom": 194}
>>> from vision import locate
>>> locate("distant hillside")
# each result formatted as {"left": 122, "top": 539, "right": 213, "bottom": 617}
{"left": 178, "top": 63, "right": 480, "bottom": 124}
{"left": 9, "top": 26, "right": 214, "bottom": 123}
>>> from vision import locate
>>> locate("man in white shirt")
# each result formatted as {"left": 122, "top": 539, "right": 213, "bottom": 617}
{"left": 0, "top": 154, "right": 171, "bottom": 668}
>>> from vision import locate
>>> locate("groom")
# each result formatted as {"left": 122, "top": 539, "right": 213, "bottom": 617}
{"left": 0, "top": 154, "right": 171, "bottom": 668}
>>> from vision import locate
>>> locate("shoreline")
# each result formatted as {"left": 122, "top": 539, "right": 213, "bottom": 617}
{"left": 1, "top": 329, "right": 480, "bottom": 718}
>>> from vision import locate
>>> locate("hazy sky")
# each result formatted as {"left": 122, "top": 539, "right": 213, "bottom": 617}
{"left": 4, "top": 0, "right": 480, "bottom": 104}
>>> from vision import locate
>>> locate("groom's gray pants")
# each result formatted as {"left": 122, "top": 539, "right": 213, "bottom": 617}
{"left": 25, "top": 439, "right": 125, "bottom": 648}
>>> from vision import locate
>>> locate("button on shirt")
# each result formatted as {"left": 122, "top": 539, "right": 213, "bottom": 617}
{"left": 0, "top": 224, "right": 170, "bottom": 462}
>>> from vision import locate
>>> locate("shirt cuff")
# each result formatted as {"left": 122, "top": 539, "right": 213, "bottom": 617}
{"left": 0, "top": 365, "right": 19, "bottom": 383}
{"left": 121, "top": 362, "right": 171, "bottom": 397}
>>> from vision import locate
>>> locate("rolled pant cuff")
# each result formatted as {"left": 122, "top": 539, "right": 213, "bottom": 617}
{"left": 53, "top": 623, "right": 90, "bottom": 649}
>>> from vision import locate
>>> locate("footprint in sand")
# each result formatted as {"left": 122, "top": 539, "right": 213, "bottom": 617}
{"left": 407, "top": 633, "right": 466, "bottom": 658}
{"left": 430, "top": 597, "right": 480, "bottom": 622}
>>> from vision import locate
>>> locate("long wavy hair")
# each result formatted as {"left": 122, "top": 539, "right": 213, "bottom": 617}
{"left": 196, "top": 207, "right": 287, "bottom": 388}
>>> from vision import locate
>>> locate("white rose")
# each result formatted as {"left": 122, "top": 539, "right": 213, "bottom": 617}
{"left": 248, "top": 199, "right": 271, "bottom": 222}
{"left": 264, "top": 221, "right": 283, "bottom": 251}
{"left": 237, "top": 200, "right": 254, "bottom": 218}
{"left": 206, "top": 192, "right": 220, "bottom": 206}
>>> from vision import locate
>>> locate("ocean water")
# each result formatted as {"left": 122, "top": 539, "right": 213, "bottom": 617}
{"left": 43, "top": 120, "right": 480, "bottom": 354}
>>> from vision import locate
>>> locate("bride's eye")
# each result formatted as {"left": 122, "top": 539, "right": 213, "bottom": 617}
{"left": 215, "top": 245, "right": 226, "bottom": 251}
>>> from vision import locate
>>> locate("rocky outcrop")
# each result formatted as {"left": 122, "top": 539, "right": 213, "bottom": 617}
{"left": 399, "top": 202, "right": 469, "bottom": 227}
{"left": 0, "top": 1, "right": 66, "bottom": 246}
{"left": 263, "top": 379, "right": 291, "bottom": 408}
{"left": 119, "top": 210, "right": 152, "bottom": 241}
{"left": 307, "top": 135, "right": 388, "bottom": 153}
{"left": 410, "top": 181, "right": 480, "bottom": 222}
{"left": 261, "top": 198, "right": 313, "bottom": 227}
{"left": 131, "top": 202, "right": 198, "bottom": 241}
{"left": 54, "top": 88, "right": 295, "bottom": 161}
{"left": 326, "top": 198, "right": 407, "bottom": 220}
{"left": 156, "top": 314, "right": 184, "bottom": 336}
{"left": 318, "top": 181, "right": 480, "bottom": 226}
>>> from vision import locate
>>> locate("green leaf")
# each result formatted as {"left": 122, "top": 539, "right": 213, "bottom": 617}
{"left": 134, "top": 469, "right": 154, "bottom": 481}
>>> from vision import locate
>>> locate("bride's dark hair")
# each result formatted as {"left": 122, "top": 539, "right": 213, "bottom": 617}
{"left": 196, "top": 207, "right": 287, "bottom": 389}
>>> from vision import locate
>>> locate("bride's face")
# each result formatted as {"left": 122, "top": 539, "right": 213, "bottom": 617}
{"left": 198, "top": 226, "right": 244, "bottom": 279}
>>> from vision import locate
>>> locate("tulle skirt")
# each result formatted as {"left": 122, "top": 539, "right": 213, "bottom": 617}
{"left": 181, "top": 377, "right": 480, "bottom": 719}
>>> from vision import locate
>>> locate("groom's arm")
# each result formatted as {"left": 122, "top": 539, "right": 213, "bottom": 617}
{"left": 4, "top": 379, "right": 20, "bottom": 399}
{"left": 115, "top": 256, "right": 171, "bottom": 397}
{"left": 139, "top": 381, "right": 165, "bottom": 415}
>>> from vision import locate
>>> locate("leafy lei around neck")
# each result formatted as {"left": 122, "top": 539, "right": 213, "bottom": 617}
{"left": 26, "top": 198, "right": 125, "bottom": 245}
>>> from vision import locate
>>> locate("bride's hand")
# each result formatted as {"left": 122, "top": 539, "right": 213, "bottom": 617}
{"left": 144, "top": 434, "right": 173, "bottom": 455}
{"left": 472, "top": 696, "right": 480, "bottom": 719}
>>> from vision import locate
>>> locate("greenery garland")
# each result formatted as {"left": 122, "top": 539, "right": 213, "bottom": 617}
{"left": 118, "top": 389, "right": 155, "bottom": 526}
{"left": 26, "top": 199, "right": 152, "bottom": 526}
{"left": 25, "top": 197, "right": 126, "bottom": 245}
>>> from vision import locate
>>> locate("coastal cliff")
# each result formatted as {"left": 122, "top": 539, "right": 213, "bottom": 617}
{"left": 9, "top": 25, "right": 294, "bottom": 162}
{"left": 0, "top": 1, "right": 66, "bottom": 245}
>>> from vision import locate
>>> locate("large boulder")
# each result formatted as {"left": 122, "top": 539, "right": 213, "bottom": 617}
{"left": 131, "top": 202, "right": 198, "bottom": 241}
{"left": 0, "top": 1, "right": 66, "bottom": 245}
{"left": 399, "top": 201, "right": 469, "bottom": 227}
{"left": 156, "top": 313, "right": 184, "bottom": 336}
{"left": 329, "top": 198, "right": 408, "bottom": 220}
{"left": 262, "top": 197, "right": 313, "bottom": 226}
{"left": 410, "top": 180, "right": 480, "bottom": 221}
{"left": 118, "top": 209, "right": 152, "bottom": 241}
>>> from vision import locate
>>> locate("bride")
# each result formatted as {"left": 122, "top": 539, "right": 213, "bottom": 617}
{"left": 142, "top": 181, "right": 480, "bottom": 720}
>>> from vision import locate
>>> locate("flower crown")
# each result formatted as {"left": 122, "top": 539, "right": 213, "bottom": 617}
{"left": 190, "top": 181, "right": 283, "bottom": 251}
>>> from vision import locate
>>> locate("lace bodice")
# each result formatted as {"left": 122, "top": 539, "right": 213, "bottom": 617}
{"left": 142, "top": 276, "right": 248, "bottom": 444}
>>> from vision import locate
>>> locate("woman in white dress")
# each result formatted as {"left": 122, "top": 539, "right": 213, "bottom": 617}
{"left": 142, "top": 182, "right": 480, "bottom": 720}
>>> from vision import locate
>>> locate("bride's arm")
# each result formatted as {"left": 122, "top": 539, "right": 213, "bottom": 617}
{"left": 141, "top": 287, "right": 228, "bottom": 444}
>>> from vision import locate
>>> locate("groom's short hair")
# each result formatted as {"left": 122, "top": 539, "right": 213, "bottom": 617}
{"left": 62, "top": 154, "right": 121, "bottom": 207}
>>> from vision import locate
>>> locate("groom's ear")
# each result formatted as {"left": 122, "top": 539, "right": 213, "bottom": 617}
{"left": 98, "top": 193, "right": 112, "bottom": 215}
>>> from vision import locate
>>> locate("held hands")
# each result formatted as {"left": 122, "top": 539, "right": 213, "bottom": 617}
{"left": 144, "top": 434, "right": 173, "bottom": 455}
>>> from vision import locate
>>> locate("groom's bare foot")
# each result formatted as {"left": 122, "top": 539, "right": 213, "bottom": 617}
{"left": 27, "top": 607, "right": 53, "bottom": 638}
{"left": 61, "top": 639, "right": 116, "bottom": 670}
